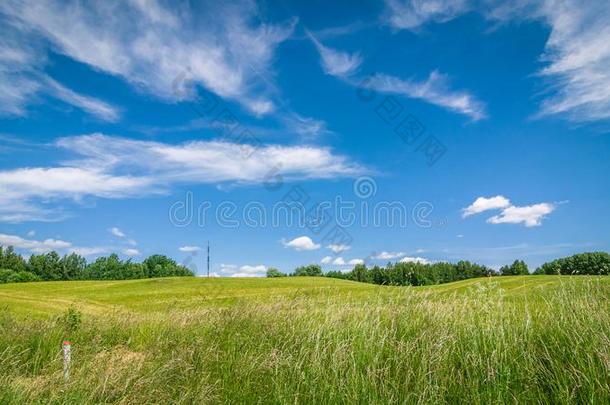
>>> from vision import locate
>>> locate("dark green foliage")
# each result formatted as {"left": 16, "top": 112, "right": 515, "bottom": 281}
{"left": 326, "top": 260, "right": 495, "bottom": 286}
{"left": 143, "top": 255, "right": 192, "bottom": 278}
{"left": 293, "top": 264, "right": 323, "bottom": 276}
{"left": 0, "top": 246, "right": 26, "bottom": 273}
{"left": 0, "top": 270, "right": 41, "bottom": 283}
{"left": 266, "top": 267, "right": 286, "bottom": 277}
{"left": 535, "top": 252, "right": 610, "bottom": 275}
{"left": 500, "top": 260, "right": 529, "bottom": 276}
{"left": 0, "top": 245, "right": 194, "bottom": 283}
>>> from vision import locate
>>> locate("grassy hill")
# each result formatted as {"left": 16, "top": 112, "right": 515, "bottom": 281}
{"left": 1, "top": 276, "right": 609, "bottom": 403}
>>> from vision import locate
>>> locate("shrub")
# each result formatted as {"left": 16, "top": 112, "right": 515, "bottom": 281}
{"left": 0, "top": 269, "right": 41, "bottom": 284}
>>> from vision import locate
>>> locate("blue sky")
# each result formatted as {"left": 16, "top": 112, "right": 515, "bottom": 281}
{"left": 1, "top": 0, "right": 609, "bottom": 276}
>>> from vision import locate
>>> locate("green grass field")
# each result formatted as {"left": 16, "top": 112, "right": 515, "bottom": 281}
{"left": 1, "top": 276, "right": 609, "bottom": 404}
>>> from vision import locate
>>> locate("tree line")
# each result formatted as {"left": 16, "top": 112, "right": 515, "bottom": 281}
{"left": 267, "top": 252, "right": 610, "bottom": 287}
{"left": 0, "top": 246, "right": 193, "bottom": 284}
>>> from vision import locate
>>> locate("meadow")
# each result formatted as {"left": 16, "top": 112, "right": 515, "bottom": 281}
{"left": 1, "top": 276, "right": 609, "bottom": 404}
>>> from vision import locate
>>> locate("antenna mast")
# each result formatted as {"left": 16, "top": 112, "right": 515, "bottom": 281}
{"left": 207, "top": 240, "right": 210, "bottom": 278}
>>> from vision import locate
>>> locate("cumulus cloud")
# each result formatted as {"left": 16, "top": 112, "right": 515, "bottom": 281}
{"left": 327, "top": 244, "right": 351, "bottom": 253}
{"left": 325, "top": 256, "right": 364, "bottom": 266}
{"left": 463, "top": 195, "right": 557, "bottom": 227}
{"left": 221, "top": 264, "right": 267, "bottom": 277}
{"left": 400, "top": 256, "right": 431, "bottom": 264}
{"left": 320, "top": 256, "right": 333, "bottom": 264}
{"left": 282, "top": 236, "right": 321, "bottom": 251}
{"left": 0, "top": 0, "right": 295, "bottom": 116}
{"left": 179, "top": 246, "right": 201, "bottom": 253}
{"left": 0, "top": 232, "right": 105, "bottom": 256}
{"left": 332, "top": 257, "right": 346, "bottom": 265}
{"left": 462, "top": 195, "right": 511, "bottom": 217}
{"left": 0, "top": 134, "right": 364, "bottom": 222}
{"left": 487, "top": 203, "right": 555, "bottom": 227}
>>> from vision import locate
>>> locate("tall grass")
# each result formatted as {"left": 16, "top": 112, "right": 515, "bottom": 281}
{"left": 0, "top": 277, "right": 609, "bottom": 404}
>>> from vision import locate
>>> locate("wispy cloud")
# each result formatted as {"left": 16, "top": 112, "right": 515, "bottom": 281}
{"left": 44, "top": 77, "right": 121, "bottom": 122}
{"left": 0, "top": 133, "right": 365, "bottom": 222}
{"left": 358, "top": 71, "right": 487, "bottom": 121}
{"left": 0, "top": 0, "right": 295, "bottom": 116}
{"left": 109, "top": 227, "right": 126, "bottom": 238}
{"left": 382, "top": 0, "right": 610, "bottom": 122}
{"left": 123, "top": 248, "right": 141, "bottom": 257}
{"left": 0, "top": 15, "right": 121, "bottom": 121}
{"left": 372, "top": 251, "right": 405, "bottom": 260}
{"left": 179, "top": 246, "right": 201, "bottom": 253}
{"left": 382, "top": 0, "right": 470, "bottom": 31}
{"left": 307, "top": 24, "right": 486, "bottom": 120}
{"left": 307, "top": 31, "right": 363, "bottom": 77}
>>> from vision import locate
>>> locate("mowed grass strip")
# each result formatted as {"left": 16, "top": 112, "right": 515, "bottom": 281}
{"left": 1, "top": 276, "right": 609, "bottom": 404}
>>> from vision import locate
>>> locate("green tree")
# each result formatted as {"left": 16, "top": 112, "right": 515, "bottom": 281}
{"left": 293, "top": 264, "right": 322, "bottom": 276}
{"left": 266, "top": 267, "right": 286, "bottom": 277}
{"left": 500, "top": 260, "right": 529, "bottom": 276}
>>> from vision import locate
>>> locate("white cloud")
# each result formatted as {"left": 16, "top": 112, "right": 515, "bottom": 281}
{"left": 0, "top": 233, "right": 71, "bottom": 253}
{"left": 0, "top": 232, "right": 105, "bottom": 256}
{"left": 307, "top": 31, "right": 362, "bottom": 77}
{"left": 109, "top": 227, "right": 126, "bottom": 238}
{"left": 326, "top": 257, "right": 364, "bottom": 266}
{"left": 382, "top": 0, "right": 610, "bottom": 122}
{"left": 26, "top": 230, "right": 35, "bottom": 237}
{"left": 463, "top": 195, "right": 557, "bottom": 227}
{"left": 220, "top": 264, "right": 267, "bottom": 277}
{"left": 0, "top": 0, "right": 295, "bottom": 116}
{"left": 123, "top": 248, "right": 141, "bottom": 257}
{"left": 179, "top": 246, "right": 200, "bottom": 253}
{"left": 372, "top": 251, "right": 405, "bottom": 260}
{"left": 307, "top": 21, "right": 484, "bottom": 120}
{"left": 462, "top": 195, "right": 511, "bottom": 217}
{"left": 383, "top": 0, "right": 470, "bottom": 30}
{"left": 358, "top": 71, "right": 486, "bottom": 121}
{"left": 487, "top": 203, "right": 555, "bottom": 227}
{"left": 332, "top": 257, "right": 346, "bottom": 265}
{"left": 218, "top": 263, "right": 267, "bottom": 277}
{"left": 70, "top": 246, "right": 108, "bottom": 257}
{"left": 400, "top": 256, "right": 431, "bottom": 264}
{"left": 0, "top": 20, "right": 120, "bottom": 121}
{"left": 45, "top": 77, "right": 121, "bottom": 122}
{"left": 320, "top": 256, "right": 333, "bottom": 264}
{"left": 0, "top": 134, "right": 364, "bottom": 222}
{"left": 327, "top": 244, "right": 351, "bottom": 253}
{"left": 282, "top": 236, "right": 321, "bottom": 251}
